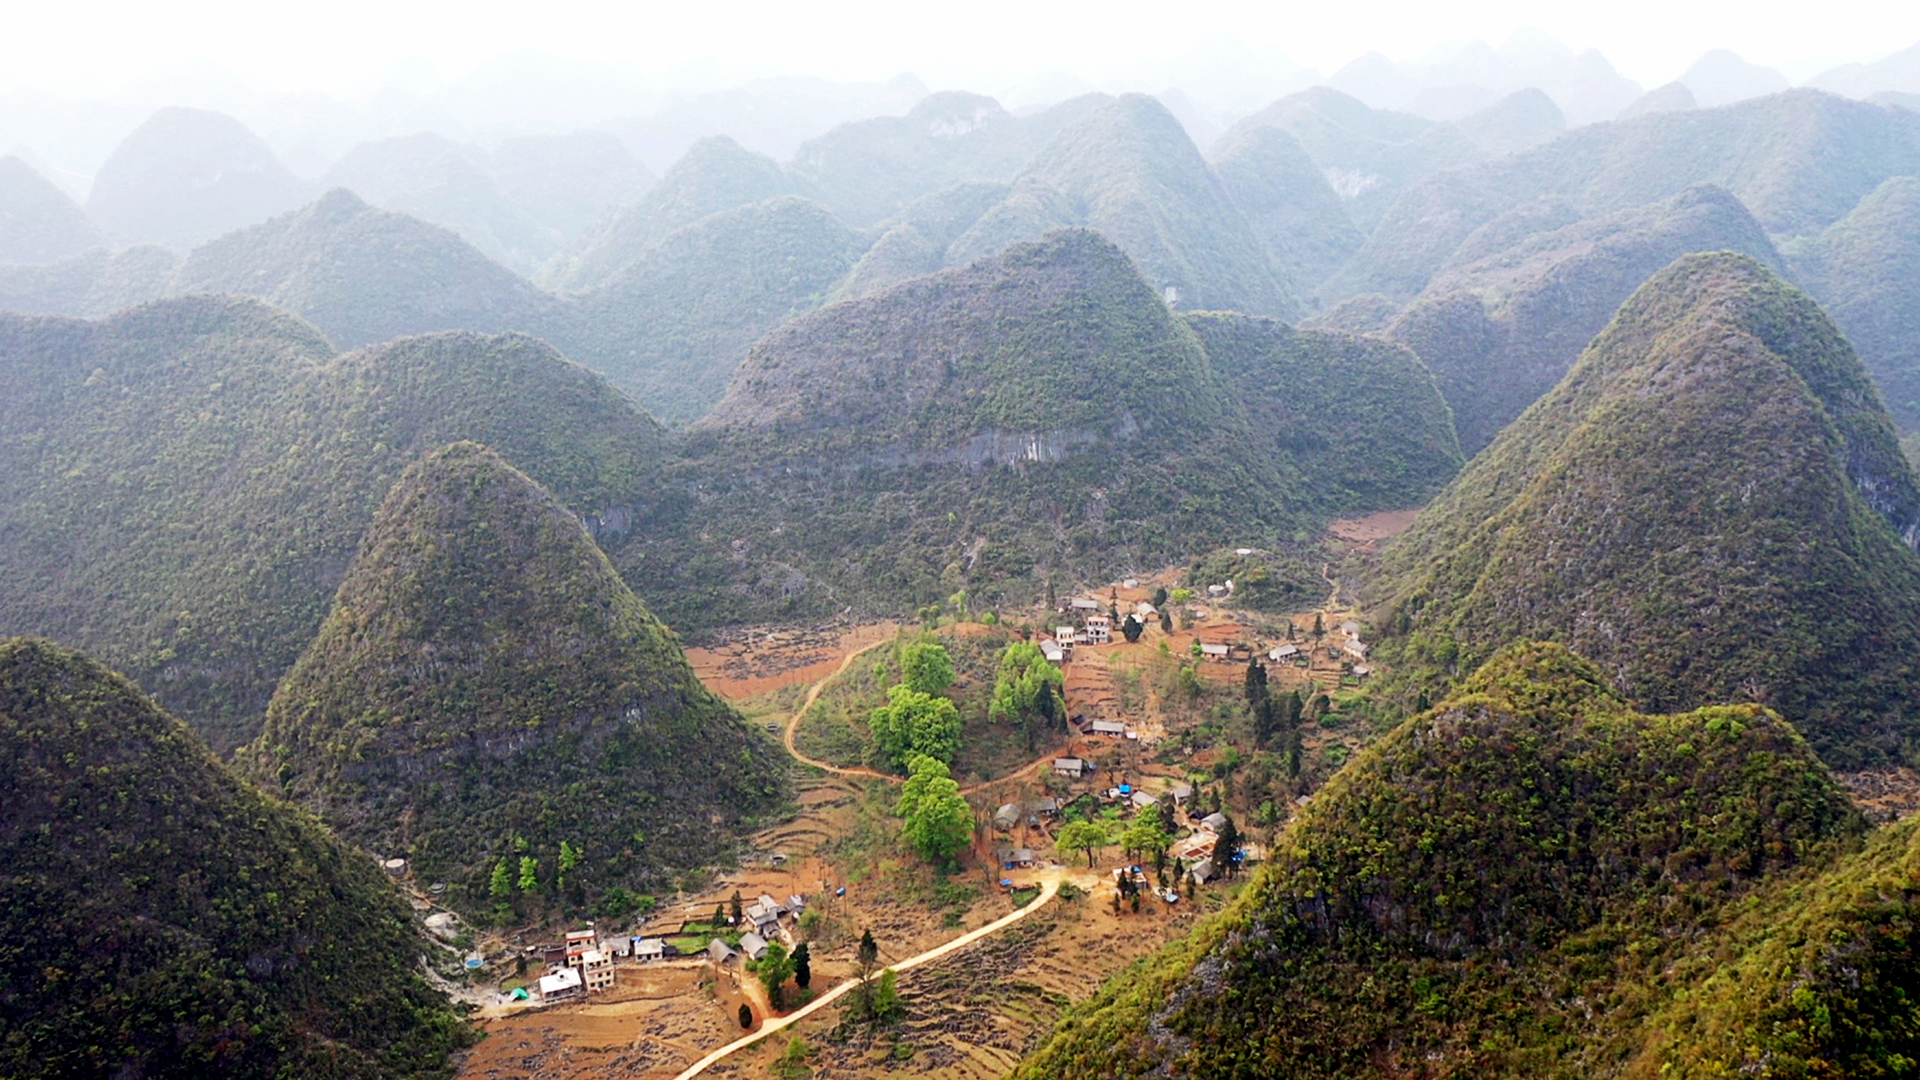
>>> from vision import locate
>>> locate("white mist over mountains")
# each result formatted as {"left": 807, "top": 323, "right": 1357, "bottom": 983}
{"left": 4, "top": 16, "right": 1920, "bottom": 199}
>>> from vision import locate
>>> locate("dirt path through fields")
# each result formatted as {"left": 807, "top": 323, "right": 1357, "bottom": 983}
{"left": 666, "top": 874, "right": 1072, "bottom": 1080}
{"left": 783, "top": 638, "right": 897, "bottom": 782}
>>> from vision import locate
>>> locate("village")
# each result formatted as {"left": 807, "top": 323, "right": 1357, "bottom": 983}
{"left": 441, "top": 528, "right": 1403, "bottom": 1080}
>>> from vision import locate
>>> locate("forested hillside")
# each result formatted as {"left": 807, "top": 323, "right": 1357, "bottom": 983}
{"left": 1326, "top": 90, "right": 1920, "bottom": 301}
{"left": 616, "top": 229, "right": 1459, "bottom": 631}
{"left": 1012, "top": 642, "right": 1872, "bottom": 1080}
{"left": 1386, "top": 184, "right": 1784, "bottom": 450}
{"left": 0, "top": 636, "right": 473, "bottom": 1079}
{"left": 1370, "top": 252, "right": 1920, "bottom": 767}
{"left": 172, "top": 187, "right": 562, "bottom": 348}
{"left": 0, "top": 297, "right": 662, "bottom": 749}
{"left": 243, "top": 442, "right": 785, "bottom": 916}
{"left": 1787, "top": 174, "right": 1920, "bottom": 430}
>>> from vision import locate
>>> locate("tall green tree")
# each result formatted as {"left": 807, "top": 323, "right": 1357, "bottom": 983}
{"left": 1121, "top": 820, "right": 1170, "bottom": 862}
{"left": 988, "top": 642, "right": 1067, "bottom": 752}
{"left": 1216, "top": 816, "right": 1242, "bottom": 878}
{"left": 755, "top": 941, "right": 797, "bottom": 1010}
{"left": 792, "top": 942, "right": 812, "bottom": 989}
{"left": 900, "top": 640, "right": 956, "bottom": 696}
{"left": 1057, "top": 820, "right": 1113, "bottom": 867}
{"left": 856, "top": 929, "right": 880, "bottom": 1012}
{"left": 871, "top": 684, "right": 962, "bottom": 766}
{"left": 517, "top": 856, "right": 538, "bottom": 892}
{"left": 1120, "top": 615, "right": 1144, "bottom": 643}
{"left": 490, "top": 858, "right": 513, "bottom": 899}
{"left": 897, "top": 756, "right": 972, "bottom": 866}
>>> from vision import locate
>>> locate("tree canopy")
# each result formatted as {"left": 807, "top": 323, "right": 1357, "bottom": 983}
{"left": 871, "top": 684, "right": 963, "bottom": 767}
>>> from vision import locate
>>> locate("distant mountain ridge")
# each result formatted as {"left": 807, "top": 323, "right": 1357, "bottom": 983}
{"left": 1325, "top": 90, "right": 1920, "bottom": 303}
{"left": 1386, "top": 184, "right": 1786, "bottom": 451}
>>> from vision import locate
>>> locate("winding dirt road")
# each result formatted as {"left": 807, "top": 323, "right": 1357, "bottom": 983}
{"left": 666, "top": 874, "right": 1070, "bottom": 1080}
{"left": 782, "top": 637, "right": 897, "bottom": 782}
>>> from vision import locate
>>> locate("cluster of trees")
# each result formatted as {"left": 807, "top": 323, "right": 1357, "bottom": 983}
{"left": 488, "top": 837, "right": 618, "bottom": 921}
{"left": 895, "top": 755, "right": 973, "bottom": 866}
{"left": 1246, "top": 661, "right": 1304, "bottom": 778}
{"left": 748, "top": 940, "right": 813, "bottom": 1010}
{"left": 988, "top": 641, "right": 1067, "bottom": 752}
{"left": 871, "top": 641, "right": 962, "bottom": 768}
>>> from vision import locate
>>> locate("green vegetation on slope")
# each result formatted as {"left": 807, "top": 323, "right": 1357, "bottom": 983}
{"left": 1327, "top": 90, "right": 1920, "bottom": 302}
{"left": 0, "top": 296, "right": 663, "bottom": 750}
{"left": 0, "top": 636, "right": 473, "bottom": 1079}
{"left": 1389, "top": 185, "right": 1784, "bottom": 452}
{"left": 1373, "top": 252, "right": 1920, "bottom": 767}
{"left": 1209, "top": 125, "right": 1364, "bottom": 297}
{"left": 1020, "top": 94, "right": 1297, "bottom": 318}
{"left": 614, "top": 229, "right": 1457, "bottom": 634}
{"left": 172, "top": 187, "right": 561, "bottom": 349}
{"left": 0, "top": 243, "right": 177, "bottom": 316}
{"left": 1212, "top": 86, "right": 1486, "bottom": 235}
{"left": 1183, "top": 311, "right": 1463, "bottom": 511}
{"left": 553, "top": 195, "right": 865, "bottom": 423}
{"left": 1787, "top": 175, "right": 1920, "bottom": 431}
{"left": 1012, "top": 642, "right": 1864, "bottom": 1080}
{"left": 242, "top": 442, "right": 785, "bottom": 917}
{"left": 1633, "top": 813, "right": 1920, "bottom": 1078}
{"left": 786, "top": 91, "right": 1097, "bottom": 228}
{"left": 540, "top": 134, "right": 789, "bottom": 293}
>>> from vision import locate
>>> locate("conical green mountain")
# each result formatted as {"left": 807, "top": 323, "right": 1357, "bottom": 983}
{"left": 0, "top": 243, "right": 176, "bottom": 316}
{"left": 1012, "top": 642, "right": 1864, "bottom": 1080}
{"left": 1019, "top": 94, "right": 1298, "bottom": 318}
{"left": 700, "top": 226, "right": 1228, "bottom": 452}
{"left": 1787, "top": 175, "right": 1920, "bottom": 429}
{"left": 1210, "top": 125, "right": 1364, "bottom": 296}
{"left": 318, "top": 132, "right": 558, "bottom": 274}
{"left": 786, "top": 91, "right": 1097, "bottom": 228}
{"left": 1455, "top": 87, "right": 1566, "bottom": 155}
{"left": 1212, "top": 86, "right": 1485, "bottom": 233}
{"left": 244, "top": 442, "right": 786, "bottom": 911}
{"left": 540, "top": 134, "right": 788, "bottom": 293}
{"left": 0, "top": 154, "right": 101, "bottom": 264}
{"left": 1329, "top": 90, "right": 1920, "bottom": 302}
{"left": 0, "top": 636, "right": 472, "bottom": 1079}
{"left": 172, "top": 188, "right": 561, "bottom": 348}
{"left": 552, "top": 194, "right": 866, "bottom": 422}
{"left": 85, "top": 107, "right": 310, "bottom": 252}
{"left": 622, "top": 229, "right": 1458, "bottom": 633}
{"left": 1374, "top": 252, "right": 1920, "bottom": 766}
{"left": 0, "top": 296, "right": 663, "bottom": 750}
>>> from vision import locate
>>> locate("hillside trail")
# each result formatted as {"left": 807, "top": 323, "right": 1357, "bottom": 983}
{"left": 666, "top": 872, "right": 1075, "bottom": 1080}
{"left": 1321, "top": 562, "right": 1341, "bottom": 610}
{"left": 779, "top": 635, "right": 1069, "bottom": 797}
{"left": 783, "top": 638, "right": 896, "bottom": 782}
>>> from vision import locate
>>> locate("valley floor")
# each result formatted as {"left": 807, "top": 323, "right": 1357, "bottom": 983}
{"left": 448, "top": 545, "right": 1404, "bottom": 1080}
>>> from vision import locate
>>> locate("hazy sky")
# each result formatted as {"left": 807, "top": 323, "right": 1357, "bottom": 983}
{"left": 8, "top": 0, "right": 1918, "bottom": 98}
